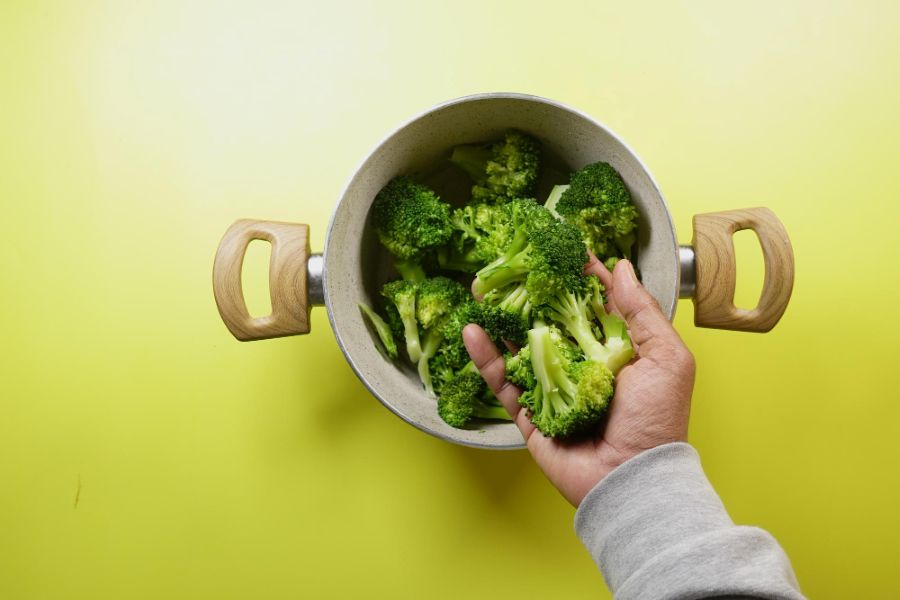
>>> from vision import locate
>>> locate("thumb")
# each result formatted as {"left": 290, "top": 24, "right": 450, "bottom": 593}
{"left": 610, "top": 260, "right": 680, "bottom": 350}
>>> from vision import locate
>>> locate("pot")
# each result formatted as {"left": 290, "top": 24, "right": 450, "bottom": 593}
{"left": 212, "top": 93, "right": 794, "bottom": 449}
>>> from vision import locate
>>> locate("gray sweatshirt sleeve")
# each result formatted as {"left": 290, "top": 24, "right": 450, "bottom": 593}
{"left": 574, "top": 442, "right": 805, "bottom": 600}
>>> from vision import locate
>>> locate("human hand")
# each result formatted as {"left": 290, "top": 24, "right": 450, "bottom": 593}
{"left": 462, "top": 256, "right": 696, "bottom": 507}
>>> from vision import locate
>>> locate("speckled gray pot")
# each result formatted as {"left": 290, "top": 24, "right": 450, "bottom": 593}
{"left": 322, "top": 93, "right": 679, "bottom": 449}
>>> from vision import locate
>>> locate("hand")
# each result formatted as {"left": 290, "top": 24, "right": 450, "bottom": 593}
{"left": 463, "top": 257, "right": 696, "bottom": 507}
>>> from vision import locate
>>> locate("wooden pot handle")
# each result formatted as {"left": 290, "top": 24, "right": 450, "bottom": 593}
{"left": 691, "top": 207, "right": 794, "bottom": 332}
{"left": 212, "top": 219, "right": 311, "bottom": 341}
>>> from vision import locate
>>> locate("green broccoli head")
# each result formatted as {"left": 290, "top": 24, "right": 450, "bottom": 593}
{"left": 478, "top": 303, "right": 528, "bottom": 347}
{"left": 505, "top": 346, "right": 535, "bottom": 391}
{"left": 437, "top": 371, "right": 510, "bottom": 428}
{"left": 372, "top": 176, "right": 452, "bottom": 261}
{"left": 381, "top": 279, "right": 421, "bottom": 363}
{"left": 415, "top": 277, "right": 468, "bottom": 330}
{"left": 483, "top": 281, "right": 533, "bottom": 327}
{"left": 438, "top": 203, "right": 514, "bottom": 272}
{"left": 431, "top": 300, "right": 483, "bottom": 376}
{"left": 414, "top": 278, "right": 472, "bottom": 397}
{"left": 428, "top": 298, "right": 528, "bottom": 382}
{"left": 555, "top": 162, "right": 638, "bottom": 260}
{"left": 473, "top": 200, "right": 588, "bottom": 306}
{"left": 518, "top": 324, "right": 613, "bottom": 438}
{"left": 383, "top": 302, "right": 404, "bottom": 344}
{"left": 450, "top": 130, "right": 541, "bottom": 204}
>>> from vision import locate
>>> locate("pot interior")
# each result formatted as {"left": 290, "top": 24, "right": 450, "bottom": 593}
{"left": 323, "top": 94, "right": 678, "bottom": 449}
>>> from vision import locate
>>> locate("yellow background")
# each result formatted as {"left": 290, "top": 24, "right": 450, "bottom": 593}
{"left": 2, "top": 1, "right": 899, "bottom": 598}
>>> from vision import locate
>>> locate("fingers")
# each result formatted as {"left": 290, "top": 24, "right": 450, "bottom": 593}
{"left": 462, "top": 324, "right": 537, "bottom": 441}
{"left": 609, "top": 260, "right": 683, "bottom": 351}
{"left": 583, "top": 251, "right": 619, "bottom": 316}
{"left": 583, "top": 250, "right": 614, "bottom": 289}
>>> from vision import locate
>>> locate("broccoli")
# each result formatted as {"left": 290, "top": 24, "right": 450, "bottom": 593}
{"left": 438, "top": 203, "right": 513, "bottom": 272}
{"left": 450, "top": 130, "right": 541, "bottom": 204}
{"left": 555, "top": 162, "right": 638, "bottom": 260}
{"left": 518, "top": 324, "right": 614, "bottom": 438}
{"left": 372, "top": 176, "right": 452, "bottom": 279}
{"left": 429, "top": 298, "right": 528, "bottom": 391}
{"left": 539, "top": 275, "right": 633, "bottom": 375}
{"left": 437, "top": 366, "right": 510, "bottom": 428}
{"left": 505, "top": 347, "right": 535, "bottom": 391}
{"left": 362, "top": 138, "right": 641, "bottom": 437}
{"left": 416, "top": 277, "right": 468, "bottom": 330}
{"left": 482, "top": 282, "right": 533, "bottom": 328}
{"left": 603, "top": 256, "right": 620, "bottom": 272}
{"left": 584, "top": 275, "right": 635, "bottom": 374}
{"left": 381, "top": 279, "right": 421, "bottom": 363}
{"left": 543, "top": 184, "right": 566, "bottom": 219}
{"left": 478, "top": 302, "right": 528, "bottom": 347}
{"left": 429, "top": 300, "right": 484, "bottom": 382}
{"left": 472, "top": 200, "right": 587, "bottom": 306}
{"left": 358, "top": 302, "right": 398, "bottom": 360}
{"left": 414, "top": 277, "right": 469, "bottom": 395}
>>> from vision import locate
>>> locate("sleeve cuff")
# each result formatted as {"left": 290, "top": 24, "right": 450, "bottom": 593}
{"left": 574, "top": 442, "right": 804, "bottom": 600}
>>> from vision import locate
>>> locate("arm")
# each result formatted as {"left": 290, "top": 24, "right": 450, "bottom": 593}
{"left": 576, "top": 442, "right": 804, "bottom": 600}
{"left": 463, "top": 257, "right": 804, "bottom": 599}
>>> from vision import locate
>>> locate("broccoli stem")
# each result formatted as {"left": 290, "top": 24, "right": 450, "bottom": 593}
{"left": 529, "top": 326, "right": 578, "bottom": 417}
{"left": 358, "top": 303, "right": 398, "bottom": 360}
{"left": 473, "top": 404, "right": 510, "bottom": 421}
{"left": 394, "top": 258, "right": 426, "bottom": 282}
{"left": 547, "top": 291, "right": 609, "bottom": 365}
{"left": 597, "top": 312, "right": 634, "bottom": 373}
{"left": 499, "top": 283, "right": 529, "bottom": 313}
{"left": 417, "top": 328, "right": 444, "bottom": 397}
{"left": 473, "top": 239, "right": 532, "bottom": 296}
{"left": 544, "top": 184, "right": 569, "bottom": 219}
{"left": 450, "top": 145, "right": 492, "bottom": 182}
{"left": 437, "top": 246, "right": 482, "bottom": 273}
{"left": 394, "top": 297, "right": 421, "bottom": 363}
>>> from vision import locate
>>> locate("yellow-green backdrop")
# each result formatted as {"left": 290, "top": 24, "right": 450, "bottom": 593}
{"left": 2, "top": 1, "right": 898, "bottom": 598}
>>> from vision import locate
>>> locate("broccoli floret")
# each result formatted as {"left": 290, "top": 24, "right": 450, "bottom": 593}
{"left": 584, "top": 275, "right": 635, "bottom": 374}
{"left": 383, "top": 302, "right": 404, "bottom": 345}
{"left": 414, "top": 278, "right": 469, "bottom": 395}
{"left": 555, "top": 162, "right": 638, "bottom": 260}
{"left": 371, "top": 176, "right": 452, "bottom": 277}
{"left": 482, "top": 282, "right": 533, "bottom": 331}
{"left": 358, "top": 303, "right": 398, "bottom": 360}
{"left": 450, "top": 130, "right": 541, "bottom": 204}
{"left": 478, "top": 302, "right": 528, "bottom": 347}
{"left": 540, "top": 275, "right": 634, "bottom": 374}
{"left": 416, "top": 277, "right": 468, "bottom": 330}
{"left": 505, "top": 346, "right": 535, "bottom": 390}
{"left": 603, "top": 256, "right": 620, "bottom": 272}
{"left": 519, "top": 324, "right": 614, "bottom": 438}
{"left": 473, "top": 200, "right": 587, "bottom": 306}
{"left": 437, "top": 368, "right": 510, "bottom": 428}
{"left": 438, "top": 203, "right": 514, "bottom": 272}
{"left": 394, "top": 257, "right": 427, "bottom": 282}
{"left": 381, "top": 279, "right": 421, "bottom": 363}
{"left": 430, "top": 300, "right": 483, "bottom": 378}
{"left": 428, "top": 298, "right": 528, "bottom": 387}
